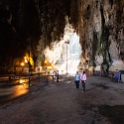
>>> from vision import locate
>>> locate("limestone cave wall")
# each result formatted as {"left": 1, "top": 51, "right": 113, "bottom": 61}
{"left": 70, "top": 0, "right": 124, "bottom": 71}
{"left": 0, "top": 0, "right": 124, "bottom": 72}
{"left": 38, "top": 0, "right": 124, "bottom": 71}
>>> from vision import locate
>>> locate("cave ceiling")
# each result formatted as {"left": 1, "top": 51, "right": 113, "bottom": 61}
{"left": 0, "top": 0, "right": 124, "bottom": 72}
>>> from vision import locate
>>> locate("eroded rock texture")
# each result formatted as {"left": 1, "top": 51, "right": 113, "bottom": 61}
{"left": 0, "top": 0, "right": 124, "bottom": 73}
{"left": 37, "top": 0, "right": 124, "bottom": 72}
{"left": 72, "top": 0, "right": 124, "bottom": 70}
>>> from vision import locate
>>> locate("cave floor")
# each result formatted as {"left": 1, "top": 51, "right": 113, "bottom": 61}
{"left": 0, "top": 75, "right": 124, "bottom": 124}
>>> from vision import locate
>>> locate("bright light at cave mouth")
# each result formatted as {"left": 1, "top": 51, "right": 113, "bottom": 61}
{"left": 69, "top": 32, "right": 81, "bottom": 74}
{"left": 60, "top": 32, "right": 81, "bottom": 75}
{"left": 40, "top": 19, "right": 81, "bottom": 75}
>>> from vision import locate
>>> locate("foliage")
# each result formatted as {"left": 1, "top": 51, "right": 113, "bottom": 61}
{"left": 97, "top": 32, "right": 103, "bottom": 55}
{"left": 98, "top": 7, "right": 111, "bottom": 64}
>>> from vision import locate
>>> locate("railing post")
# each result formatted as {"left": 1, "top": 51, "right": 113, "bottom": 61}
{"left": 28, "top": 73, "right": 31, "bottom": 87}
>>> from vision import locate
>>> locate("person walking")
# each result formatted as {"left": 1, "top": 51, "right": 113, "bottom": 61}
{"left": 80, "top": 71, "right": 87, "bottom": 92}
{"left": 50, "top": 70, "right": 55, "bottom": 82}
{"left": 75, "top": 71, "right": 80, "bottom": 89}
{"left": 55, "top": 70, "right": 59, "bottom": 82}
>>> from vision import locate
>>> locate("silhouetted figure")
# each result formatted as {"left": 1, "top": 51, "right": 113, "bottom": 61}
{"left": 45, "top": 77, "right": 49, "bottom": 85}
{"left": 37, "top": 73, "right": 41, "bottom": 82}
{"left": 50, "top": 70, "right": 55, "bottom": 82}
{"left": 55, "top": 70, "right": 59, "bottom": 82}
{"left": 9, "top": 74, "right": 11, "bottom": 82}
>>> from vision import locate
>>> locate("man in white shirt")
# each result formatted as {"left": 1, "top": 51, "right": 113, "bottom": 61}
{"left": 75, "top": 71, "right": 80, "bottom": 88}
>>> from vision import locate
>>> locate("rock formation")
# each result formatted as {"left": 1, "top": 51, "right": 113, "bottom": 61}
{"left": 0, "top": 0, "right": 124, "bottom": 73}
{"left": 37, "top": 0, "right": 124, "bottom": 74}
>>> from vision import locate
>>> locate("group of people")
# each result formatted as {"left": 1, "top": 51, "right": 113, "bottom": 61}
{"left": 75, "top": 71, "right": 87, "bottom": 92}
{"left": 51, "top": 70, "right": 59, "bottom": 82}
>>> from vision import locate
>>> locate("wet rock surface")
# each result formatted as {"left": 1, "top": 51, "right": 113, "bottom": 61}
{"left": 0, "top": 75, "right": 124, "bottom": 124}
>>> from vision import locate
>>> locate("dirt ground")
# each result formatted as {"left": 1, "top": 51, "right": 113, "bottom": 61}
{"left": 0, "top": 75, "right": 124, "bottom": 124}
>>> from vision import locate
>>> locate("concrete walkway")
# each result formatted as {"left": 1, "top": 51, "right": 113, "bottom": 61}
{"left": 0, "top": 75, "right": 124, "bottom": 124}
